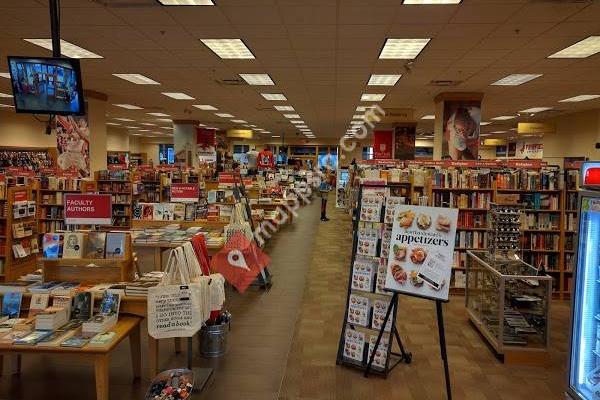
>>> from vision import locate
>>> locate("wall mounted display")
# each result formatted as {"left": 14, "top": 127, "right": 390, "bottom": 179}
{"left": 442, "top": 100, "right": 481, "bottom": 160}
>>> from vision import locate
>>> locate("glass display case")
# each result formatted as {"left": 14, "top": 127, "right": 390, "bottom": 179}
{"left": 466, "top": 250, "right": 552, "bottom": 364}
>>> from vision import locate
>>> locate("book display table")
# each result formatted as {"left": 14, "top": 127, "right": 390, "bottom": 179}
{"left": 0, "top": 315, "right": 142, "bottom": 400}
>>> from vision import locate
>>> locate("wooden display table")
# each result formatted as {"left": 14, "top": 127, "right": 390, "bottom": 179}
{"left": 134, "top": 241, "right": 223, "bottom": 271}
{"left": 0, "top": 315, "right": 142, "bottom": 400}
{"left": 131, "top": 219, "right": 228, "bottom": 230}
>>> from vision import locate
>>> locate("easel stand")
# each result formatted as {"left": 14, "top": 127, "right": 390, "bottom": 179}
{"left": 436, "top": 300, "right": 452, "bottom": 400}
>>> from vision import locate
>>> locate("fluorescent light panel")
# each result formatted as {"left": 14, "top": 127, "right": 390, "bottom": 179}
{"left": 231, "top": 119, "right": 247, "bottom": 123}
{"left": 239, "top": 74, "right": 274, "bottom": 85}
{"left": 491, "top": 116, "right": 516, "bottom": 121}
{"left": 353, "top": 114, "right": 364, "bottom": 119}
{"left": 162, "top": 92, "right": 194, "bottom": 100}
{"left": 106, "top": 122, "right": 121, "bottom": 126}
{"left": 520, "top": 107, "right": 552, "bottom": 113}
{"left": 284, "top": 114, "right": 301, "bottom": 119}
{"left": 361, "top": 93, "right": 386, "bottom": 101}
{"left": 113, "top": 104, "right": 143, "bottom": 110}
{"left": 140, "top": 122, "right": 156, "bottom": 126}
{"left": 421, "top": 115, "right": 435, "bottom": 120}
{"left": 200, "top": 39, "right": 255, "bottom": 59}
{"left": 480, "top": 122, "right": 491, "bottom": 126}
{"left": 559, "top": 95, "right": 600, "bottom": 103}
{"left": 0, "top": 73, "right": 10, "bottom": 79}
{"left": 215, "top": 113, "right": 234, "bottom": 118}
{"left": 261, "top": 93, "right": 287, "bottom": 101}
{"left": 0, "top": 93, "right": 13, "bottom": 98}
{"left": 157, "top": 0, "right": 214, "bottom": 4}
{"left": 275, "top": 105, "right": 294, "bottom": 111}
{"left": 193, "top": 104, "right": 217, "bottom": 110}
{"left": 367, "top": 74, "right": 401, "bottom": 86}
{"left": 114, "top": 118, "right": 135, "bottom": 122}
{"left": 23, "top": 39, "right": 102, "bottom": 59}
{"left": 379, "top": 38, "right": 430, "bottom": 59}
{"left": 549, "top": 36, "right": 600, "bottom": 59}
{"left": 492, "top": 74, "right": 542, "bottom": 86}
{"left": 147, "top": 112, "right": 170, "bottom": 117}
{"left": 113, "top": 73, "right": 160, "bottom": 85}
{"left": 403, "top": 0, "right": 461, "bottom": 3}
{"left": 291, "top": 120, "right": 304, "bottom": 124}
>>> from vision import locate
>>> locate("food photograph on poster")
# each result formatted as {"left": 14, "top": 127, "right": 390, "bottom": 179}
{"left": 442, "top": 100, "right": 481, "bottom": 160}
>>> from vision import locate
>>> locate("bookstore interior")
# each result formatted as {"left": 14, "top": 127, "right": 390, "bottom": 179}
{"left": 3, "top": 1, "right": 600, "bottom": 400}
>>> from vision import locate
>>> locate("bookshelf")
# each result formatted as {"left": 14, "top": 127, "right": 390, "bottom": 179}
{"left": 95, "top": 170, "right": 132, "bottom": 230}
{"left": 4, "top": 185, "right": 38, "bottom": 281}
{"left": 562, "top": 167, "right": 580, "bottom": 297}
{"left": 133, "top": 171, "right": 162, "bottom": 203}
{"left": 37, "top": 176, "right": 84, "bottom": 233}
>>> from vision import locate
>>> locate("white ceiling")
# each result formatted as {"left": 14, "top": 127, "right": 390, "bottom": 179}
{"left": 0, "top": 0, "right": 600, "bottom": 139}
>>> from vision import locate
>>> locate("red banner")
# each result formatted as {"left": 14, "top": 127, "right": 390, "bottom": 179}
{"left": 373, "top": 131, "right": 393, "bottom": 159}
{"left": 136, "top": 164, "right": 155, "bottom": 173}
{"left": 64, "top": 194, "right": 112, "bottom": 225}
{"left": 219, "top": 172, "right": 241, "bottom": 184}
{"left": 13, "top": 190, "right": 27, "bottom": 203}
{"left": 506, "top": 159, "right": 547, "bottom": 169}
{"left": 108, "top": 164, "right": 127, "bottom": 171}
{"left": 197, "top": 128, "right": 217, "bottom": 163}
{"left": 6, "top": 167, "right": 35, "bottom": 177}
{"left": 157, "top": 165, "right": 179, "bottom": 172}
{"left": 171, "top": 183, "right": 199, "bottom": 203}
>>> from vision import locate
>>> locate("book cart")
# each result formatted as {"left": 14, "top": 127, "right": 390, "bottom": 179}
{"left": 336, "top": 183, "right": 412, "bottom": 378}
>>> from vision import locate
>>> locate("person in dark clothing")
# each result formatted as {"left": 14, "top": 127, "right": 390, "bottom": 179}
{"left": 319, "top": 171, "right": 333, "bottom": 221}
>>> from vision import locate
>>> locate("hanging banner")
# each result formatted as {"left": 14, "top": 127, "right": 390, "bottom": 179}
{"left": 64, "top": 193, "right": 112, "bottom": 225}
{"left": 170, "top": 183, "right": 199, "bottom": 203}
{"left": 393, "top": 125, "right": 416, "bottom": 160}
{"left": 515, "top": 140, "right": 543, "bottom": 159}
{"left": 384, "top": 204, "right": 458, "bottom": 302}
{"left": 373, "top": 131, "right": 393, "bottom": 159}
{"left": 55, "top": 115, "right": 90, "bottom": 178}
{"left": 517, "top": 122, "right": 555, "bottom": 135}
{"left": 196, "top": 128, "right": 217, "bottom": 163}
{"left": 442, "top": 100, "right": 481, "bottom": 160}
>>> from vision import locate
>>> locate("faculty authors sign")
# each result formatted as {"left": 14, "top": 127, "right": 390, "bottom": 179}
{"left": 171, "top": 183, "right": 199, "bottom": 203}
{"left": 64, "top": 194, "right": 112, "bottom": 225}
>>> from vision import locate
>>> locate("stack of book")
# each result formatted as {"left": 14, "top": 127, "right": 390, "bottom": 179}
{"left": 125, "top": 272, "right": 162, "bottom": 297}
{"left": 35, "top": 306, "right": 69, "bottom": 330}
{"left": 82, "top": 292, "right": 120, "bottom": 334}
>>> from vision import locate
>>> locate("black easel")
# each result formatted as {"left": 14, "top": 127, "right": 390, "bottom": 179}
{"left": 436, "top": 300, "right": 452, "bottom": 400}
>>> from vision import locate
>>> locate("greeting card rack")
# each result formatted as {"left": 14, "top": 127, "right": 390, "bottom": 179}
{"left": 336, "top": 183, "right": 412, "bottom": 378}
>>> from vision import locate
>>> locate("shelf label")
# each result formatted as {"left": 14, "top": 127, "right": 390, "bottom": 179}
{"left": 170, "top": 183, "right": 199, "bottom": 203}
{"left": 64, "top": 194, "right": 112, "bottom": 225}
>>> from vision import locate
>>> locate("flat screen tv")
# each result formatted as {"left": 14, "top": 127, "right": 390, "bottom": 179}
{"left": 7, "top": 56, "right": 85, "bottom": 115}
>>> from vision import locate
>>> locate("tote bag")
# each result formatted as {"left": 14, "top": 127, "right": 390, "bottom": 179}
{"left": 224, "top": 203, "right": 254, "bottom": 243}
{"left": 147, "top": 248, "right": 205, "bottom": 339}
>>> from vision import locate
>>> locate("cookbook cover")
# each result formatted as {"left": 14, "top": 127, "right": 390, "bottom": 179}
{"left": 384, "top": 204, "right": 458, "bottom": 302}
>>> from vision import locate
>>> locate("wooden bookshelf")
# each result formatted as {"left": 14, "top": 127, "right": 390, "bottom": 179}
{"left": 4, "top": 185, "right": 38, "bottom": 281}
{"left": 562, "top": 167, "right": 580, "bottom": 298}
{"left": 95, "top": 170, "right": 132, "bottom": 230}
{"left": 37, "top": 176, "right": 84, "bottom": 233}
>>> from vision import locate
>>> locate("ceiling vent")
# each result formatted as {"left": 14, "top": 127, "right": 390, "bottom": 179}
{"left": 428, "top": 80, "right": 462, "bottom": 87}
{"left": 215, "top": 78, "right": 246, "bottom": 86}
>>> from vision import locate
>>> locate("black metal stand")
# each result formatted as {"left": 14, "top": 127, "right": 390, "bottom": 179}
{"left": 364, "top": 292, "right": 412, "bottom": 378}
{"left": 436, "top": 300, "right": 452, "bottom": 400}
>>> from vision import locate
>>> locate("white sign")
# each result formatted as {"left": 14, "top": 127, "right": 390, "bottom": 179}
{"left": 384, "top": 204, "right": 458, "bottom": 301}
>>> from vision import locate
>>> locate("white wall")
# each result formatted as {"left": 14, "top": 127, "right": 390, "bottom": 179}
{"left": 0, "top": 110, "right": 56, "bottom": 148}
{"left": 544, "top": 109, "right": 600, "bottom": 166}
{"left": 106, "top": 128, "right": 130, "bottom": 152}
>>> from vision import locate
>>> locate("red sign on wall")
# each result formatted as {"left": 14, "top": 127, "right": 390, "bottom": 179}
{"left": 373, "top": 131, "right": 393, "bottom": 159}
{"left": 171, "top": 183, "right": 199, "bottom": 203}
{"left": 64, "top": 194, "right": 112, "bottom": 225}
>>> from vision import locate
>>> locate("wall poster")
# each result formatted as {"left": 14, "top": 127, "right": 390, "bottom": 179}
{"left": 393, "top": 125, "right": 416, "bottom": 160}
{"left": 442, "top": 100, "right": 481, "bottom": 160}
{"left": 55, "top": 115, "right": 90, "bottom": 177}
{"left": 384, "top": 204, "right": 458, "bottom": 302}
{"left": 196, "top": 128, "right": 217, "bottom": 163}
{"left": 373, "top": 130, "right": 393, "bottom": 159}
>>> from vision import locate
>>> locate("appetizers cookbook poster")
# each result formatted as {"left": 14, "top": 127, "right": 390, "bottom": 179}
{"left": 385, "top": 205, "right": 458, "bottom": 302}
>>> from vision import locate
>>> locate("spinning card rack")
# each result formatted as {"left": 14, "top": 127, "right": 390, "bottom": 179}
{"left": 336, "top": 183, "right": 412, "bottom": 377}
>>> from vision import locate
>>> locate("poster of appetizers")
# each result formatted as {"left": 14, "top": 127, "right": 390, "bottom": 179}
{"left": 384, "top": 204, "right": 458, "bottom": 302}
{"left": 368, "top": 334, "right": 390, "bottom": 370}
{"left": 360, "top": 195, "right": 384, "bottom": 222}
{"left": 347, "top": 294, "right": 371, "bottom": 327}
{"left": 384, "top": 196, "right": 405, "bottom": 224}
{"left": 351, "top": 258, "right": 375, "bottom": 292}
{"left": 344, "top": 329, "right": 366, "bottom": 363}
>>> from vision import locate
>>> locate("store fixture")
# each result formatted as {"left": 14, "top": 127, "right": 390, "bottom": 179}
{"left": 95, "top": 170, "right": 132, "bottom": 230}
{"left": 38, "top": 176, "right": 83, "bottom": 233}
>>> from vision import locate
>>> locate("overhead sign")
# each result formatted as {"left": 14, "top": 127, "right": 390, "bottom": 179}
{"left": 385, "top": 204, "right": 458, "bottom": 302}
{"left": 226, "top": 129, "right": 253, "bottom": 139}
{"left": 518, "top": 122, "right": 555, "bottom": 135}
{"left": 373, "top": 131, "right": 393, "bottom": 159}
{"left": 170, "top": 183, "right": 199, "bottom": 203}
{"left": 483, "top": 138, "right": 507, "bottom": 146}
{"left": 64, "top": 194, "right": 112, "bottom": 225}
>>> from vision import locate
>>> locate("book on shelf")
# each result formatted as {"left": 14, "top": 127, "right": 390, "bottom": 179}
{"left": 1, "top": 292, "right": 22, "bottom": 318}
{"left": 29, "top": 281, "right": 63, "bottom": 294}
{"left": 105, "top": 232, "right": 126, "bottom": 258}
{"left": 35, "top": 306, "right": 69, "bottom": 330}
{"left": 85, "top": 232, "right": 107, "bottom": 258}
{"left": 60, "top": 333, "right": 92, "bottom": 348}
{"left": 88, "top": 331, "right": 116, "bottom": 347}
{"left": 11, "top": 244, "right": 28, "bottom": 258}
{"left": 28, "top": 293, "right": 50, "bottom": 317}
{"left": 42, "top": 233, "right": 62, "bottom": 258}
{"left": 36, "top": 327, "right": 79, "bottom": 348}
{"left": 62, "top": 232, "right": 85, "bottom": 258}
{"left": 0, "top": 281, "right": 36, "bottom": 294}
{"left": 50, "top": 282, "right": 81, "bottom": 296}
{"left": 14, "top": 330, "right": 54, "bottom": 345}
{"left": 71, "top": 291, "right": 93, "bottom": 320}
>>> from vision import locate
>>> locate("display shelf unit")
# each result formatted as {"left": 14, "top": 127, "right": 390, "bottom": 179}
{"left": 3, "top": 185, "right": 38, "bottom": 281}
{"left": 95, "top": 170, "right": 132, "bottom": 230}
{"left": 37, "top": 177, "right": 84, "bottom": 233}
{"left": 562, "top": 167, "right": 580, "bottom": 297}
{"left": 133, "top": 171, "right": 163, "bottom": 203}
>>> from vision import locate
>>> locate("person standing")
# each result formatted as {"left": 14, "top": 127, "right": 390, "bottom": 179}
{"left": 319, "top": 170, "right": 332, "bottom": 222}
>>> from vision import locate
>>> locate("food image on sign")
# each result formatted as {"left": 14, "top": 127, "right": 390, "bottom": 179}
{"left": 385, "top": 204, "right": 458, "bottom": 301}
{"left": 360, "top": 195, "right": 383, "bottom": 222}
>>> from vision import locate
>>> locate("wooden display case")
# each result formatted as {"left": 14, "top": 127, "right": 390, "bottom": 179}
{"left": 4, "top": 185, "right": 38, "bottom": 281}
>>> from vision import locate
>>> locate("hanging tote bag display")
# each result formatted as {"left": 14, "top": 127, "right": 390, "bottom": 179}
{"left": 224, "top": 203, "right": 254, "bottom": 243}
{"left": 147, "top": 248, "right": 205, "bottom": 339}
{"left": 191, "top": 233, "right": 211, "bottom": 276}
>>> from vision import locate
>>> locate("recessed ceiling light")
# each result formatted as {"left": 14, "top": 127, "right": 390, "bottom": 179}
{"left": 161, "top": 127, "right": 174, "bottom": 130}
{"left": 147, "top": 112, "right": 170, "bottom": 117}
{"left": 480, "top": 121, "right": 491, "bottom": 126}
{"left": 0, "top": 73, "right": 10, "bottom": 79}
{"left": 215, "top": 113, "right": 234, "bottom": 118}
{"left": 113, "top": 74, "right": 160, "bottom": 85}
{"left": 125, "top": 126, "right": 138, "bottom": 129}
{"left": 491, "top": 130, "right": 508, "bottom": 134}
{"left": 519, "top": 107, "right": 552, "bottom": 113}
{"left": 272, "top": 135, "right": 281, "bottom": 138}
{"left": 491, "top": 116, "right": 517, "bottom": 121}
{"left": 106, "top": 122, "right": 121, "bottom": 126}
{"left": 138, "top": 129, "right": 150, "bottom": 132}
{"left": 140, "top": 122, "right": 156, "bottom": 126}
{"left": 275, "top": 105, "right": 294, "bottom": 111}
{"left": 297, "top": 125, "right": 308, "bottom": 128}
{"left": 157, "top": 0, "right": 214, "bottom": 5}
{"left": 249, "top": 124, "right": 257, "bottom": 127}
{"left": 261, "top": 93, "right": 287, "bottom": 101}
{"left": 402, "top": 0, "right": 461, "bottom": 3}
{"left": 291, "top": 120, "right": 304, "bottom": 124}
{"left": 0, "top": 92, "right": 13, "bottom": 98}
{"left": 284, "top": 114, "right": 301, "bottom": 119}
{"left": 231, "top": 119, "right": 247, "bottom": 123}
{"left": 379, "top": 38, "right": 430, "bottom": 59}
{"left": 200, "top": 39, "right": 255, "bottom": 59}
{"left": 491, "top": 74, "right": 542, "bottom": 86}
{"left": 480, "top": 133, "right": 492, "bottom": 137}
{"left": 361, "top": 94, "right": 386, "bottom": 101}
{"left": 156, "top": 118, "right": 172, "bottom": 123}
{"left": 421, "top": 115, "right": 435, "bottom": 120}
{"left": 113, "top": 103, "right": 143, "bottom": 110}
{"left": 114, "top": 118, "right": 135, "bottom": 122}
{"left": 193, "top": 104, "right": 218, "bottom": 110}
{"left": 352, "top": 114, "right": 364, "bottom": 119}
{"left": 548, "top": 36, "right": 600, "bottom": 59}
{"left": 559, "top": 94, "right": 600, "bottom": 102}
{"left": 162, "top": 92, "right": 194, "bottom": 100}
{"left": 367, "top": 74, "right": 402, "bottom": 86}
{"left": 24, "top": 39, "right": 103, "bottom": 59}
{"left": 239, "top": 73, "right": 275, "bottom": 85}
{"left": 131, "top": 133, "right": 142, "bottom": 136}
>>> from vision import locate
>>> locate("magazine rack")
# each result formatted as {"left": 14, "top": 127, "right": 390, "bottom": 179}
{"left": 41, "top": 234, "right": 134, "bottom": 284}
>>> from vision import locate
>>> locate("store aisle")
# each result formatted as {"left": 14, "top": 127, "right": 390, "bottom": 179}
{"left": 278, "top": 204, "right": 571, "bottom": 400}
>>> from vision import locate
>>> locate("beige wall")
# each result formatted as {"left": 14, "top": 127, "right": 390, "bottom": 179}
{"left": 544, "top": 109, "right": 600, "bottom": 166}
{"left": 0, "top": 109, "right": 56, "bottom": 148}
{"left": 106, "top": 128, "right": 130, "bottom": 152}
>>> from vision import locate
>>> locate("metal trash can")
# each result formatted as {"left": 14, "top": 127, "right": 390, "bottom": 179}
{"left": 198, "top": 322, "right": 230, "bottom": 358}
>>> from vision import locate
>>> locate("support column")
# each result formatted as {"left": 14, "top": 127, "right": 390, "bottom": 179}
{"left": 85, "top": 90, "right": 108, "bottom": 173}
{"left": 173, "top": 120, "right": 199, "bottom": 168}
{"left": 434, "top": 92, "right": 483, "bottom": 160}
